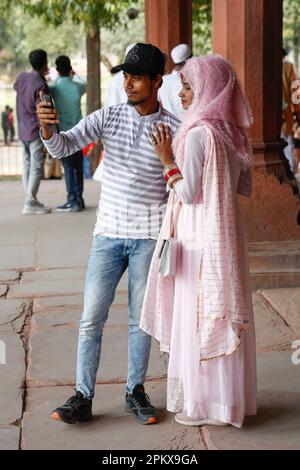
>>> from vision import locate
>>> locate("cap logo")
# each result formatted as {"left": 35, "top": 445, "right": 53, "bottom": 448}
{"left": 127, "top": 45, "right": 140, "bottom": 63}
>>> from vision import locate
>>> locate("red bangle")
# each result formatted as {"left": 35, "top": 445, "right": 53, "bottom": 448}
{"left": 164, "top": 168, "right": 181, "bottom": 182}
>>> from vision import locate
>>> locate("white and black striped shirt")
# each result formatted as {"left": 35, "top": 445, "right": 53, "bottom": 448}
{"left": 42, "top": 103, "right": 180, "bottom": 239}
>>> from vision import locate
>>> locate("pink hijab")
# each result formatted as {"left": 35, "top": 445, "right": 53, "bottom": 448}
{"left": 173, "top": 54, "right": 253, "bottom": 170}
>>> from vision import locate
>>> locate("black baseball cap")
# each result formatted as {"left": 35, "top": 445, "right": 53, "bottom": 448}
{"left": 111, "top": 43, "right": 165, "bottom": 76}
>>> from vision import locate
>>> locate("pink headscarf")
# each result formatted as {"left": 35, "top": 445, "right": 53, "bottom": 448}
{"left": 173, "top": 54, "right": 253, "bottom": 169}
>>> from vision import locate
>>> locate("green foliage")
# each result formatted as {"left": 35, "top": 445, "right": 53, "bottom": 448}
{"left": 7, "top": 0, "right": 142, "bottom": 30}
{"left": 192, "top": 0, "right": 212, "bottom": 55}
{"left": 101, "top": 8, "right": 145, "bottom": 65}
{"left": 0, "top": 7, "right": 84, "bottom": 70}
{"left": 283, "top": 0, "right": 300, "bottom": 46}
{"left": 283, "top": 0, "right": 300, "bottom": 70}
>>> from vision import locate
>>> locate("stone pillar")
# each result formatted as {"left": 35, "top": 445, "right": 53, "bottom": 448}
{"left": 145, "top": 0, "right": 192, "bottom": 73}
{"left": 213, "top": 0, "right": 300, "bottom": 241}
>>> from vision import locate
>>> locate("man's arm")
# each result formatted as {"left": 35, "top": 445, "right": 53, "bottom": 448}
{"left": 37, "top": 93, "right": 105, "bottom": 158}
{"left": 73, "top": 75, "right": 87, "bottom": 96}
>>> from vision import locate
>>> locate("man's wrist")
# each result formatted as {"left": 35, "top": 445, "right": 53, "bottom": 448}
{"left": 41, "top": 126, "right": 53, "bottom": 140}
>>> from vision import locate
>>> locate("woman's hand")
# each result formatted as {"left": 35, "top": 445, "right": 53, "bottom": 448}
{"left": 150, "top": 123, "right": 174, "bottom": 167}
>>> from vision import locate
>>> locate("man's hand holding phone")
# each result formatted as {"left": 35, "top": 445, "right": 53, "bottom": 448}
{"left": 37, "top": 91, "right": 59, "bottom": 140}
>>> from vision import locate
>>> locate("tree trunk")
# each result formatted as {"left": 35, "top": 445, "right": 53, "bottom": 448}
{"left": 86, "top": 25, "right": 101, "bottom": 114}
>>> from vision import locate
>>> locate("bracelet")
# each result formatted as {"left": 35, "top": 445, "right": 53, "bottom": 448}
{"left": 164, "top": 168, "right": 181, "bottom": 182}
{"left": 167, "top": 173, "right": 183, "bottom": 189}
{"left": 163, "top": 163, "right": 178, "bottom": 176}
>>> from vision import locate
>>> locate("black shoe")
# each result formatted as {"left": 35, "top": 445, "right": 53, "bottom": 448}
{"left": 78, "top": 198, "right": 86, "bottom": 210}
{"left": 124, "top": 384, "right": 158, "bottom": 425}
{"left": 51, "top": 390, "right": 92, "bottom": 424}
{"left": 56, "top": 202, "right": 81, "bottom": 212}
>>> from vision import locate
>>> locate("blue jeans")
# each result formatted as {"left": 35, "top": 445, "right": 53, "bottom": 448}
{"left": 61, "top": 150, "right": 84, "bottom": 205}
{"left": 76, "top": 236, "right": 157, "bottom": 398}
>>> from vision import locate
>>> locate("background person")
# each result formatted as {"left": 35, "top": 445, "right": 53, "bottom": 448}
{"left": 158, "top": 43, "right": 192, "bottom": 120}
{"left": 1, "top": 105, "right": 10, "bottom": 145}
{"left": 49, "top": 55, "right": 87, "bottom": 211}
{"left": 14, "top": 49, "right": 51, "bottom": 214}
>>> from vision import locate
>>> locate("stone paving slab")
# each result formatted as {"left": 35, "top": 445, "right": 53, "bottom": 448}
{"left": 7, "top": 279, "right": 86, "bottom": 299}
{"left": 8, "top": 269, "right": 129, "bottom": 299}
{"left": 0, "top": 285, "right": 7, "bottom": 297}
{"left": 21, "top": 268, "right": 86, "bottom": 282}
{"left": 259, "top": 288, "right": 300, "bottom": 335}
{"left": 28, "top": 324, "right": 167, "bottom": 386}
{"left": 0, "top": 245, "right": 35, "bottom": 270}
{"left": 251, "top": 272, "right": 300, "bottom": 290}
{"left": 32, "top": 305, "right": 128, "bottom": 329}
{"left": 33, "top": 295, "right": 84, "bottom": 312}
{"left": 202, "top": 351, "right": 300, "bottom": 450}
{"left": 0, "top": 425, "right": 20, "bottom": 450}
{"left": 0, "top": 299, "right": 28, "bottom": 333}
{"left": 249, "top": 241, "right": 300, "bottom": 252}
{"left": 0, "top": 271, "right": 19, "bottom": 282}
{"left": 22, "top": 382, "right": 205, "bottom": 450}
{"left": 202, "top": 391, "right": 300, "bottom": 450}
{"left": 36, "top": 224, "right": 93, "bottom": 270}
{"left": 257, "top": 351, "right": 300, "bottom": 392}
{"left": 0, "top": 225, "right": 35, "bottom": 246}
{"left": 252, "top": 292, "right": 297, "bottom": 352}
{"left": 0, "top": 331, "right": 25, "bottom": 425}
{"left": 250, "top": 253, "right": 300, "bottom": 273}
{"left": 19, "top": 263, "right": 127, "bottom": 289}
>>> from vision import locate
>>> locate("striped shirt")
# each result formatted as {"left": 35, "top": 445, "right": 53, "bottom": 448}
{"left": 42, "top": 103, "right": 180, "bottom": 239}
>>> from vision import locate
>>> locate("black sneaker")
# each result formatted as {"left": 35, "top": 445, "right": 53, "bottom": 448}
{"left": 56, "top": 202, "right": 81, "bottom": 212}
{"left": 78, "top": 198, "right": 86, "bottom": 210}
{"left": 51, "top": 390, "right": 92, "bottom": 424}
{"left": 124, "top": 384, "right": 158, "bottom": 425}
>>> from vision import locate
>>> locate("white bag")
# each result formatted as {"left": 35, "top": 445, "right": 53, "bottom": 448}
{"left": 158, "top": 238, "right": 178, "bottom": 277}
{"left": 158, "top": 189, "right": 179, "bottom": 277}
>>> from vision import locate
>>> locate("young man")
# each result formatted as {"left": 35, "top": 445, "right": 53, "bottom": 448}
{"left": 14, "top": 49, "right": 51, "bottom": 215}
{"left": 49, "top": 55, "right": 87, "bottom": 211}
{"left": 37, "top": 43, "right": 180, "bottom": 425}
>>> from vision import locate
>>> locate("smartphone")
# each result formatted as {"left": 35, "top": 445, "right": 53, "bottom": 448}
{"left": 41, "top": 94, "right": 59, "bottom": 133}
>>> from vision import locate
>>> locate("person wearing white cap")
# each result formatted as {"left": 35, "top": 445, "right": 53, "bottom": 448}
{"left": 159, "top": 43, "right": 192, "bottom": 120}
{"left": 104, "top": 44, "right": 135, "bottom": 107}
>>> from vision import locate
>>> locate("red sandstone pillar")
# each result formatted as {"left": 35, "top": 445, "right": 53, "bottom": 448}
{"left": 145, "top": 0, "right": 192, "bottom": 72}
{"left": 213, "top": 0, "right": 300, "bottom": 241}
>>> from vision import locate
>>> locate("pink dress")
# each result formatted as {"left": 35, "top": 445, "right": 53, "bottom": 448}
{"left": 140, "top": 126, "right": 257, "bottom": 427}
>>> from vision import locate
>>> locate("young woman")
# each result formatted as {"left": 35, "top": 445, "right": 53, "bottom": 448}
{"left": 140, "top": 55, "right": 257, "bottom": 427}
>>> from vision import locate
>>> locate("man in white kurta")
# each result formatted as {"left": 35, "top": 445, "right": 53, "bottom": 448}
{"left": 159, "top": 43, "right": 192, "bottom": 120}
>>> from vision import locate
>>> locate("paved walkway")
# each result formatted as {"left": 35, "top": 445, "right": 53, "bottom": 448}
{"left": 0, "top": 180, "right": 300, "bottom": 450}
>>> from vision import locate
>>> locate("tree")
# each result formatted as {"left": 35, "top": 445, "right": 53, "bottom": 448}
{"left": 0, "top": 0, "right": 142, "bottom": 113}
{"left": 0, "top": 9, "right": 85, "bottom": 73}
{"left": 192, "top": 0, "right": 212, "bottom": 55}
{"left": 283, "top": 0, "right": 300, "bottom": 70}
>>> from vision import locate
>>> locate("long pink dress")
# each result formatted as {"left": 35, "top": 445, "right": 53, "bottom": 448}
{"left": 140, "top": 125, "right": 257, "bottom": 428}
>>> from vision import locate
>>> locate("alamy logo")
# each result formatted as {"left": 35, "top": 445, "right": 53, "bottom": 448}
{"left": 291, "top": 340, "right": 300, "bottom": 365}
{"left": 0, "top": 340, "right": 6, "bottom": 365}
{"left": 292, "top": 80, "right": 300, "bottom": 105}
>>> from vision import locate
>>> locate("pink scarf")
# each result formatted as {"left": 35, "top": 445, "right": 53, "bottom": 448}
{"left": 173, "top": 54, "right": 253, "bottom": 170}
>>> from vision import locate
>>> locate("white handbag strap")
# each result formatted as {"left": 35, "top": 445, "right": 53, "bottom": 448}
{"left": 169, "top": 190, "right": 181, "bottom": 239}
